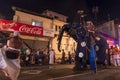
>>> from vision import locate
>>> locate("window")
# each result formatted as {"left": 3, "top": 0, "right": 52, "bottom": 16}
{"left": 32, "top": 20, "right": 43, "bottom": 27}
{"left": 59, "top": 26, "right": 61, "bottom": 30}
{"left": 55, "top": 25, "right": 62, "bottom": 32}
{"left": 54, "top": 16, "right": 59, "bottom": 19}
{"left": 55, "top": 25, "right": 57, "bottom": 31}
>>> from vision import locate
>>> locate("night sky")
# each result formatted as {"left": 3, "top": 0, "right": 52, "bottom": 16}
{"left": 0, "top": 0, "right": 120, "bottom": 24}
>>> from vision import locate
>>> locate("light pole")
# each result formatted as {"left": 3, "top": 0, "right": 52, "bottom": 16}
{"left": 92, "top": 6, "right": 99, "bottom": 24}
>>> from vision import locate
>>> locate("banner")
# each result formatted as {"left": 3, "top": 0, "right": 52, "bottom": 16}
{"left": 97, "top": 20, "right": 116, "bottom": 38}
{"left": 43, "top": 28, "right": 54, "bottom": 37}
{"left": 0, "top": 19, "right": 43, "bottom": 36}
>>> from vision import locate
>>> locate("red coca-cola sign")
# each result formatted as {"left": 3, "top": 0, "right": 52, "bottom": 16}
{"left": 0, "top": 19, "right": 43, "bottom": 36}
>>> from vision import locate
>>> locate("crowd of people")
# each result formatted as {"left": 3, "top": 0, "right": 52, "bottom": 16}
{"left": 20, "top": 48, "right": 75, "bottom": 66}
{"left": 108, "top": 45, "right": 120, "bottom": 67}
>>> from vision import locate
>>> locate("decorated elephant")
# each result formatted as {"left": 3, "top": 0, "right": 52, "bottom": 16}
{"left": 57, "top": 21, "right": 108, "bottom": 71}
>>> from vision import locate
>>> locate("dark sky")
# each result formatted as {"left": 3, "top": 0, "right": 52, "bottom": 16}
{"left": 0, "top": 0, "right": 120, "bottom": 24}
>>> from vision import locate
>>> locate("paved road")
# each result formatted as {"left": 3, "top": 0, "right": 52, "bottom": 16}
{"left": 19, "top": 65, "right": 120, "bottom": 80}
{"left": 1, "top": 64, "right": 120, "bottom": 80}
{"left": 50, "top": 68, "right": 120, "bottom": 80}
{"left": 19, "top": 64, "right": 75, "bottom": 80}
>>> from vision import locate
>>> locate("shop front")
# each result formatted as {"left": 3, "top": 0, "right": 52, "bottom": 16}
{"left": 0, "top": 19, "right": 54, "bottom": 50}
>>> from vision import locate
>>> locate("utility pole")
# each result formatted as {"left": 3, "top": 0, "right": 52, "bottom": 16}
{"left": 92, "top": 6, "right": 99, "bottom": 25}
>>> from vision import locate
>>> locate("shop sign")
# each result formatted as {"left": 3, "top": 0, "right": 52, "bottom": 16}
{"left": 43, "top": 28, "right": 54, "bottom": 37}
{"left": 0, "top": 19, "right": 43, "bottom": 36}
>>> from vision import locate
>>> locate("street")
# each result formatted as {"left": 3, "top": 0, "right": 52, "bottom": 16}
{"left": 0, "top": 64, "right": 120, "bottom": 80}
{"left": 19, "top": 64, "right": 74, "bottom": 80}
{"left": 19, "top": 64, "right": 120, "bottom": 80}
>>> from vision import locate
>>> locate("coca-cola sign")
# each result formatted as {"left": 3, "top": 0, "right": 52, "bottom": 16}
{"left": 0, "top": 19, "right": 43, "bottom": 36}
{"left": 19, "top": 25, "right": 42, "bottom": 35}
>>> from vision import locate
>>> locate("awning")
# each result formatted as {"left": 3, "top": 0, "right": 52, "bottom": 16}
{"left": 19, "top": 34, "right": 49, "bottom": 41}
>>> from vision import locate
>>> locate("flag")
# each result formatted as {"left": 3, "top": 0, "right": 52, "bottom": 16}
{"left": 97, "top": 20, "right": 116, "bottom": 38}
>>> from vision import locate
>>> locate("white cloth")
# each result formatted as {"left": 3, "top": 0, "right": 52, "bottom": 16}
{"left": 113, "top": 53, "right": 120, "bottom": 66}
{"left": 113, "top": 54, "right": 119, "bottom": 59}
{"left": 14, "top": 31, "right": 19, "bottom": 36}
{"left": 49, "top": 51, "right": 55, "bottom": 64}
{"left": 1, "top": 48, "right": 21, "bottom": 80}
{"left": 36, "top": 51, "right": 39, "bottom": 56}
{"left": 0, "top": 49, "right": 7, "bottom": 69}
{"left": 26, "top": 49, "right": 31, "bottom": 55}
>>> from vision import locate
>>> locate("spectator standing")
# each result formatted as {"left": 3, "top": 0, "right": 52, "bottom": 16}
{"left": 61, "top": 49, "right": 66, "bottom": 64}
{"left": 25, "top": 48, "right": 31, "bottom": 66}
{"left": 105, "top": 49, "right": 110, "bottom": 66}
{"left": 35, "top": 49, "right": 40, "bottom": 64}
{"left": 113, "top": 47, "right": 120, "bottom": 66}
{"left": 30, "top": 49, "right": 36, "bottom": 65}
{"left": 109, "top": 46, "right": 114, "bottom": 65}
{"left": 68, "top": 51, "right": 72, "bottom": 64}
{"left": 49, "top": 49, "right": 55, "bottom": 65}
{"left": 38, "top": 49, "right": 44, "bottom": 65}
{"left": 43, "top": 48, "right": 49, "bottom": 65}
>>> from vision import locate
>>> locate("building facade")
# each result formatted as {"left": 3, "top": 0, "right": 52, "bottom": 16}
{"left": 12, "top": 7, "right": 76, "bottom": 58}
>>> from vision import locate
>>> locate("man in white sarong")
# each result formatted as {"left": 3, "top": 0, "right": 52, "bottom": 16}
{"left": 49, "top": 49, "right": 55, "bottom": 65}
{"left": 3, "top": 31, "right": 22, "bottom": 80}
{"left": 0, "top": 43, "right": 9, "bottom": 77}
